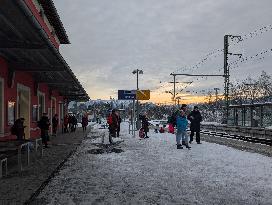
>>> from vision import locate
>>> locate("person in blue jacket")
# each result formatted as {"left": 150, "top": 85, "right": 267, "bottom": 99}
{"left": 176, "top": 110, "right": 191, "bottom": 149}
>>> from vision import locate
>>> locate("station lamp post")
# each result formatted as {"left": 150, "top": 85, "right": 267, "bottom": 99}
{"left": 175, "top": 96, "right": 182, "bottom": 108}
{"left": 132, "top": 69, "right": 143, "bottom": 130}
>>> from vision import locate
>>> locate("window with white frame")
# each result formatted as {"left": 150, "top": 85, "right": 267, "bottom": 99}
{"left": 38, "top": 92, "right": 45, "bottom": 120}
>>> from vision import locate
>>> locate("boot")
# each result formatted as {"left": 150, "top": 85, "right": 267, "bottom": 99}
{"left": 177, "top": 144, "right": 183, "bottom": 149}
{"left": 182, "top": 141, "right": 186, "bottom": 146}
{"left": 185, "top": 144, "right": 191, "bottom": 149}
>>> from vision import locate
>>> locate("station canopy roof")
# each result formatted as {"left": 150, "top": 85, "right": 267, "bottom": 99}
{"left": 0, "top": 0, "right": 89, "bottom": 101}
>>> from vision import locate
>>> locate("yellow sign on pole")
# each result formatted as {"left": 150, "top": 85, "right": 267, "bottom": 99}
{"left": 136, "top": 90, "right": 150, "bottom": 100}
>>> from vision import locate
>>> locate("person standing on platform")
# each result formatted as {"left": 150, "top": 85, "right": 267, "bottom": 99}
{"left": 71, "top": 115, "right": 78, "bottom": 132}
{"left": 68, "top": 114, "right": 73, "bottom": 132}
{"left": 176, "top": 110, "right": 191, "bottom": 149}
{"left": 64, "top": 114, "right": 69, "bottom": 133}
{"left": 12, "top": 117, "right": 26, "bottom": 141}
{"left": 140, "top": 113, "right": 149, "bottom": 139}
{"left": 81, "top": 114, "right": 88, "bottom": 132}
{"left": 38, "top": 113, "right": 51, "bottom": 148}
{"left": 180, "top": 104, "right": 188, "bottom": 113}
{"left": 116, "top": 111, "right": 122, "bottom": 137}
{"left": 52, "top": 114, "right": 59, "bottom": 136}
{"left": 167, "top": 115, "right": 175, "bottom": 134}
{"left": 107, "top": 109, "right": 118, "bottom": 143}
{"left": 180, "top": 104, "right": 188, "bottom": 145}
{"left": 188, "top": 106, "right": 203, "bottom": 144}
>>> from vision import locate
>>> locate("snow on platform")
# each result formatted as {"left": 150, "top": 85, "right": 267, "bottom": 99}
{"left": 35, "top": 122, "right": 272, "bottom": 205}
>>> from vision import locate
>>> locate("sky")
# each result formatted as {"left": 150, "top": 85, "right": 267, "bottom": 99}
{"left": 54, "top": 0, "right": 272, "bottom": 104}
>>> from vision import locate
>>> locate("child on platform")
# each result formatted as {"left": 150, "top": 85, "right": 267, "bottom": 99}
{"left": 176, "top": 110, "right": 191, "bottom": 149}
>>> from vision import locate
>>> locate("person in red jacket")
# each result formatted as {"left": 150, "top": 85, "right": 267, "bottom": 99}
{"left": 107, "top": 109, "right": 118, "bottom": 143}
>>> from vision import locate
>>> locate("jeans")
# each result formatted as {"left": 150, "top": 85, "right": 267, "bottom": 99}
{"left": 176, "top": 130, "right": 188, "bottom": 145}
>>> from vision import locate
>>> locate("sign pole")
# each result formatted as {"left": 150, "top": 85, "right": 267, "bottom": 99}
{"left": 133, "top": 99, "right": 136, "bottom": 137}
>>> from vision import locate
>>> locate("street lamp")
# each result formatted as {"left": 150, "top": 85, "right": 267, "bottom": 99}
{"left": 132, "top": 69, "right": 143, "bottom": 130}
{"left": 132, "top": 69, "right": 143, "bottom": 90}
{"left": 175, "top": 96, "right": 182, "bottom": 108}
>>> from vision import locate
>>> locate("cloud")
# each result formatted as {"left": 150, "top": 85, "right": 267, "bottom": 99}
{"left": 54, "top": 0, "right": 272, "bottom": 101}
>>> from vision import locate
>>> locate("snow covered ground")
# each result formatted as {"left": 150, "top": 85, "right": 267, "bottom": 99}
{"left": 34, "top": 122, "right": 272, "bottom": 205}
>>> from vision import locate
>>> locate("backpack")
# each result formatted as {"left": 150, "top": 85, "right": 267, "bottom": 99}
{"left": 107, "top": 115, "right": 113, "bottom": 125}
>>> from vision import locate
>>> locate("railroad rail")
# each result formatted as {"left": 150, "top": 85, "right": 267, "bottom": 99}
{"left": 200, "top": 125, "right": 272, "bottom": 146}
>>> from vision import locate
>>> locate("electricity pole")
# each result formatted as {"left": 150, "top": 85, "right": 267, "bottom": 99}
{"left": 224, "top": 35, "right": 242, "bottom": 123}
{"left": 170, "top": 73, "right": 193, "bottom": 105}
{"left": 214, "top": 88, "right": 220, "bottom": 108}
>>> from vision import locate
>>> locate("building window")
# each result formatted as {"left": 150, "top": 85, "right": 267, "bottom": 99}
{"left": 7, "top": 101, "right": 15, "bottom": 125}
{"left": 59, "top": 102, "right": 64, "bottom": 125}
{"left": 38, "top": 92, "right": 45, "bottom": 120}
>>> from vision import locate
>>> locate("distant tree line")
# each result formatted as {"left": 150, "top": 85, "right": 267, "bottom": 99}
{"left": 230, "top": 71, "right": 272, "bottom": 104}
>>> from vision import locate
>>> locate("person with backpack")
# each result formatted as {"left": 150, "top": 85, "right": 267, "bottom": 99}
{"left": 188, "top": 106, "right": 203, "bottom": 144}
{"left": 12, "top": 117, "right": 26, "bottom": 141}
{"left": 176, "top": 110, "right": 191, "bottom": 149}
{"left": 107, "top": 109, "right": 118, "bottom": 143}
{"left": 38, "top": 113, "right": 50, "bottom": 148}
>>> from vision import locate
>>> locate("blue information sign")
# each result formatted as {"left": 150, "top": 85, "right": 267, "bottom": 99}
{"left": 118, "top": 90, "right": 136, "bottom": 100}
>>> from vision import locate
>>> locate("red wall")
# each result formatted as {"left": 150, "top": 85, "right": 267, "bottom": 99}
{"left": 24, "top": 0, "right": 60, "bottom": 49}
{"left": 0, "top": 56, "right": 65, "bottom": 140}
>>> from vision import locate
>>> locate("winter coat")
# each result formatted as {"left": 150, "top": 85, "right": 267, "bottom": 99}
{"left": 176, "top": 116, "right": 188, "bottom": 132}
{"left": 187, "top": 110, "right": 202, "bottom": 132}
{"left": 109, "top": 113, "right": 118, "bottom": 130}
{"left": 141, "top": 116, "right": 149, "bottom": 132}
{"left": 81, "top": 116, "right": 88, "bottom": 127}
{"left": 64, "top": 116, "right": 69, "bottom": 126}
{"left": 13, "top": 119, "right": 25, "bottom": 139}
{"left": 168, "top": 123, "right": 174, "bottom": 133}
{"left": 38, "top": 116, "right": 50, "bottom": 130}
{"left": 72, "top": 116, "right": 78, "bottom": 125}
{"left": 52, "top": 116, "right": 59, "bottom": 127}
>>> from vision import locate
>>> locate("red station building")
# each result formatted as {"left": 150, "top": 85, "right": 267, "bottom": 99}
{"left": 0, "top": 0, "right": 89, "bottom": 140}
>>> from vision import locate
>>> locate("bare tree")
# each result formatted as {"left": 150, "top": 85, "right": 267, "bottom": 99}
{"left": 230, "top": 71, "right": 272, "bottom": 105}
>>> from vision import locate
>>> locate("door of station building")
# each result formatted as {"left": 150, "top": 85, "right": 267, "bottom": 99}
{"left": 0, "top": 77, "right": 4, "bottom": 135}
{"left": 17, "top": 84, "right": 30, "bottom": 139}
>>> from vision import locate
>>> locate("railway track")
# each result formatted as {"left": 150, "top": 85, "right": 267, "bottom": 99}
{"left": 200, "top": 130, "right": 272, "bottom": 146}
